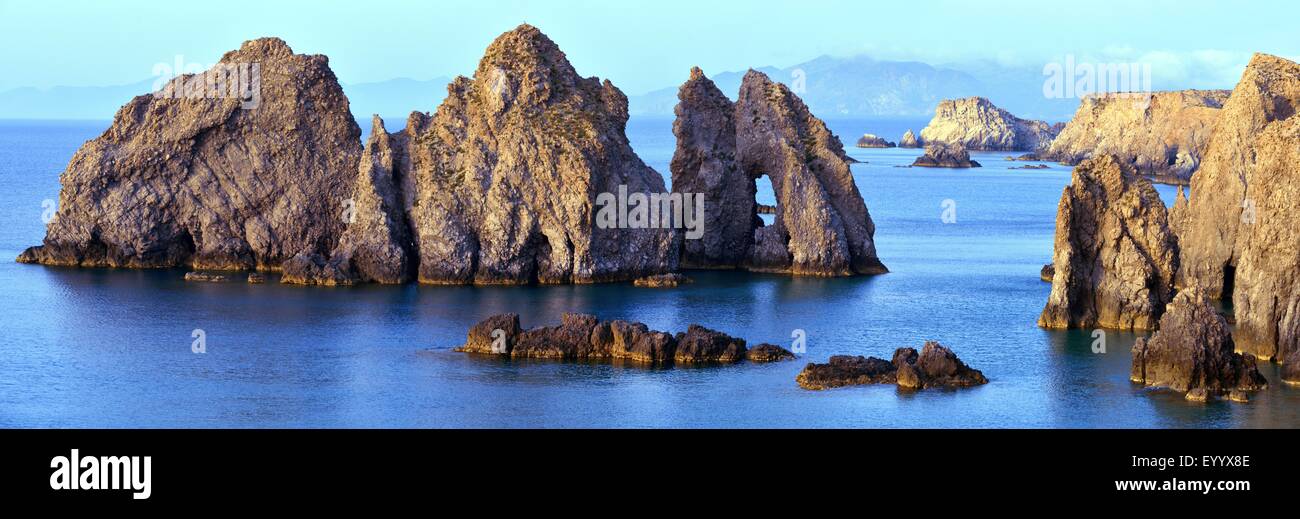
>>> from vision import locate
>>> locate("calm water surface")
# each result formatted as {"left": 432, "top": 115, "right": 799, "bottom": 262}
{"left": 2, "top": 118, "right": 1297, "bottom": 428}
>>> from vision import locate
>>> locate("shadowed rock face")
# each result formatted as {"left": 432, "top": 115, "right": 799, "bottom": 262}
{"left": 919, "top": 97, "right": 1060, "bottom": 152}
{"left": 1045, "top": 90, "right": 1229, "bottom": 183}
{"left": 455, "top": 313, "right": 793, "bottom": 366}
{"left": 911, "top": 143, "right": 981, "bottom": 168}
{"left": 1131, "top": 290, "right": 1267, "bottom": 400}
{"left": 18, "top": 38, "right": 362, "bottom": 271}
{"left": 282, "top": 115, "right": 413, "bottom": 285}
{"left": 1178, "top": 53, "right": 1300, "bottom": 364}
{"left": 795, "top": 341, "right": 987, "bottom": 390}
{"left": 1039, "top": 155, "right": 1179, "bottom": 331}
{"left": 733, "top": 70, "right": 887, "bottom": 276}
{"left": 398, "top": 25, "right": 677, "bottom": 285}
{"left": 670, "top": 67, "right": 754, "bottom": 269}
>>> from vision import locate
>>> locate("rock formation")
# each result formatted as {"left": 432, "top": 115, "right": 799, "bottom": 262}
{"left": 911, "top": 143, "right": 981, "bottom": 168}
{"left": 855, "top": 134, "right": 896, "bottom": 148}
{"left": 918, "top": 97, "right": 1060, "bottom": 152}
{"left": 734, "top": 70, "right": 887, "bottom": 276}
{"left": 398, "top": 25, "right": 677, "bottom": 285}
{"left": 282, "top": 115, "right": 413, "bottom": 285}
{"left": 18, "top": 38, "right": 362, "bottom": 271}
{"left": 455, "top": 313, "right": 794, "bottom": 366}
{"left": 633, "top": 273, "right": 692, "bottom": 287}
{"left": 899, "top": 129, "right": 920, "bottom": 148}
{"left": 795, "top": 341, "right": 987, "bottom": 390}
{"left": 669, "top": 67, "right": 754, "bottom": 269}
{"left": 1131, "top": 290, "right": 1268, "bottom": 401}
{"left": 670, "top": 68, "right": 887, "bottom": 277}
{"left": 1044, "top": 90, "right": 1230, "bottom": 183}
{"left": 1177, "top": 53, "right": 1300, "bottom": 365}
{"left": 1039, "top": 155, "right": 1179, "bottom": 331}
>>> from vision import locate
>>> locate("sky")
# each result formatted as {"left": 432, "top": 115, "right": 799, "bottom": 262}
{"left": 1, "top": 0, "right": 1297, "bottom": 94}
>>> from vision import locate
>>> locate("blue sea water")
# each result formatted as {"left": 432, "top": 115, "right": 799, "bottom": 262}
{"left": 2, "top": 118, "right": 1297, "bottom": 428}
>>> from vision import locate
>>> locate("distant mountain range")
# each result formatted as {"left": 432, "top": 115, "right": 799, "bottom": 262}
{"left": 0, "top": 55, "right": 1086, "bottom": 122}
{"left": 0, "top": 77, "right": 450, "bottom": 123}
{"left": 628, "top": 55, "right": 1081, "bottom": 122}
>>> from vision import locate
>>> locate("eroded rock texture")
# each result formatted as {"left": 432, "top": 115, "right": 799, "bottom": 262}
{"left": 669, "top": 67, "right": 753, "bottom": 269}
{"left": 18, "top": 38, "right": 362, "bottom": 271}
{"left": 455, "top": 313, "right": 794, "bottom": 366}
{"left": 1177, "top": 54, "right": 1300, "bottom": 363}
{"left": 795, "top": 341, "right": 987, "bottom": 390}
{"left": 1131, "top": 290, "right": 1267, "bottom": 400}
{"left": 911, "top": 143, "right": 981, "bottom": 168}
{"left": 1039, "top": 155, "right": 1179, "bottom": 331}
{"left": 1045, "top": 90, "right": 1229, "bottom": 183}
{"left": 918, "top": 97, "right": 1060, "bottom": 152}
{"left": 398, "top": 25, "right": 677, "bottom": 285}
{"left": 734, "top": 70, "right": 887, "bottom": 276}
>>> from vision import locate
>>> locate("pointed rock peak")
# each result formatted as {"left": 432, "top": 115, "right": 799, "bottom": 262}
{"left": 369, "top": 114, "right": 386, "bottom": 135}
{"left": 479, "top": 23, "right": 569, "bottom": 73}
{"left": 689, "top": 66, "right": 707, "bottom": 81}
{"left": 226, "top": 37, "right": 295, "bottom": 62}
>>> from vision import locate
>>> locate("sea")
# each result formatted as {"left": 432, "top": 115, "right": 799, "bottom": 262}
{"left": 2, "top": 117, "right": 1297, "bottom": 428}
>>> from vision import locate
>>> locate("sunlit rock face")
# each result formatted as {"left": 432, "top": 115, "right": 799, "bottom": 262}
{"left": 919, "top": 97, "right": 1060, "bottom": 152}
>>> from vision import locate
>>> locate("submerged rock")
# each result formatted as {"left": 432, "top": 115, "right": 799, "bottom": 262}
{"left": 1131, "top": 290, "right": 1267, "bottom": 400}
{"left": 796, "top": 341, "right": 987, "bottom": 390}
{"left": 899, "top": 129, "right": 920, "bottom": 148}
{"left": 184, "top": 271, "right": 229, "bottom": 283}
{"left": 1039, "top": 156, "right": 1179, "bottom": 330}
{"left": 672, "top": 68, "right": 887, "bottom": 277}
{"left": 18, "top": 38, "right": 362, "bottom": 271}
{"left": 918, "top": 97, "right": 1060, "bottom": 152}
{"left": 855, "top": 133, "right": 896, "bottom": 148}
{"left": 1045, "top": 90, "right": 1229, "bottom": 183}
{"left": 457, "top": 313, "right": 788, "bottom": 366}
{"left": 911, "top": 143, "right": 981, "bottom": 168}
{"left": 633, "top": 273, "right": 693, "bottom": 288}
{"left": 246, "top": 272, "right": 266, "bottom": 284}
{"left": 1177, "top": 53, "right": 1300, "bottom": 366}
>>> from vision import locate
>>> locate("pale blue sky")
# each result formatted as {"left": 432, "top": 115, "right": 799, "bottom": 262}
{"left": 1, "top": 0, "right": 1296, "bottom": 94}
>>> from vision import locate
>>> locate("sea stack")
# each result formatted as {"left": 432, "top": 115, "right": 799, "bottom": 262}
{"left": 1176, "top": 53, "right": 1300, "bottom": 364}
{"left": 919, "top": 97, "right": 1060, "bottom": 152}
{"left": 911, "top": 143, "right": 981, "bottom": 168}
{"left": 670, "top": 68, "right": 887, "bottom": 276}
{"left": 1045, "top": 90, "right": 1229, "bottom": 183}
{"left": 899, "top": 129, "right": 920, "bottom": 148}
{"left": 1131, "top": 289, "right": 1267, "bottom": 401}
{"left": 18, "top": 38, "right": 362, "bottom": 271}
{"left": 1039, "top": 155, "right": 1179, "bottom": 331}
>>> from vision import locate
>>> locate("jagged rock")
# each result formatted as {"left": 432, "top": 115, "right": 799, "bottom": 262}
{"left": 911, "top": 143, "right": 981, "bottom": 168}
{"left": 457, "top": 314, "right": 776, "bottom": 366}
{"left": 672, "top": 69, "right": 886, "bottom": 277}
{"left": 633, "top": 273, "right": 693, "bottom": 288}
{"left": 1130, "top": 290, "right": 1267, "bottom": 400}
{"left": 899, "top": 129, "right": 920, "bottom": 148}
{"left": 674, "top": 325, "right": 747, "bottom": 363}
{"left": 1177, "top": 54, "right": 1300, "bottom": 366}
{"left": 670, "top": 67, "right": 754, "bottom": 269}
{"left": 918, "top": 97, "right": 1060, "bottom": 152}
{"left": 746, "top": 343, "right": 797, "bottom": 362}
{"left": 1044, "top": 90, "right": 1229, "bottom": 183}
{"left": 397, "top": 25, "right": 677, "bottom": 285}
{"left": 455, "top": 313, "right": 522, "bottom": 355}
{"left": 280, "top": 252, "right": 355, "bottom": 286}
{"left": 18, "top": 38, "right": 362, "bottom": 271}
{"left": 1040, "top": 264, "right": 1054, "bottom": 283}
{"left": 246, "top": 272, "right": 266, "bottom": 284}
{"left": 184, "top": 271, "right": 229, "bottom": 283}
{"left": 796, "top": 342, "right": 986, "bottom": 390}
{"left": 855, "top": 133, "right": 896, "bottom": 148}
{"left": 1039, "top": 155, "right": 1179, "bottom": 330}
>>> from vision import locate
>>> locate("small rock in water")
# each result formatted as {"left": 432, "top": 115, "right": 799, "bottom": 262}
{"left": 633, "top": 273, "right": 693, "bottom": 288}
{"left": 911, "top": 144, "right": 981, "bottom": 168}
{"left": 184, "top": 272, "right": 229, "bottom": 283}
{"left": 796, "top": 341, "right": 987, "bottom": 391}
{"left": 247, "top": 272, "right": 266, "bottom": 284}
{"left": 1040, "top": 264, "right": 1054, "bottom": 283}
{"left": 746, "top": 343, "right": 797, "bottom": 362}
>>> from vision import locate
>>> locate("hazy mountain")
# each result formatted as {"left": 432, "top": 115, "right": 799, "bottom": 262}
{"left": 0, "top": 77, "right": 451, "bottom": 123}
{"left": 629, "top": 55, "right": 1080, "bottom": 122}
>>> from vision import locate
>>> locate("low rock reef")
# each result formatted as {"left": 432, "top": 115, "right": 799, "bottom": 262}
{"left": 796, "top": 341, "right": 987, "bottom": 390}
{"left": 456, "top": 313, "right": 796, "bottom": 365}
{"left": 855, "top": 133, "right": 896, "bottom": 148}
{"left": 911, "top": 144, "right": 981, "bottom": 168}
